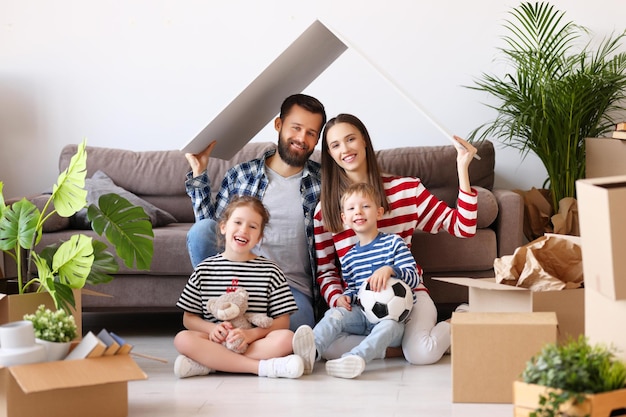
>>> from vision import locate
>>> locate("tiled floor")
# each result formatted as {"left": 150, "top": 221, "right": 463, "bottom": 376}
{"left": 83, "top": 312, "right": 513, "bottom": 417}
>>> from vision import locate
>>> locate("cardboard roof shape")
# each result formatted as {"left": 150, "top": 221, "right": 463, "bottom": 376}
{"left": 180, "top": 20, "right": 348, "bottom": 160}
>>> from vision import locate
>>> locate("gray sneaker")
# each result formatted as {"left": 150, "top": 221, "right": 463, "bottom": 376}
{"left": 174, "top": 355, "right": 212, "bottom": 378}
{"left": 325, "top": 355, "right": 365, "bottom": 379}
{"left": 263, "top": 354, "right": 304, "bottom": 379}
{"left": 292, "top": 325, "right": 316, "bottom": 375}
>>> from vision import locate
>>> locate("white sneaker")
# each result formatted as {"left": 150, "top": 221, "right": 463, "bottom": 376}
{"left": 325, "top": 355, "right": 365, "bottom": 379}
{"left": 263, "top": 355, "right": 304, "bottom": 379}
{"left": 455, "top": 303, "right": 470, "bottom": 313}
{"left": 292, "top": 325, "right": 316, "bottom": 375}
{"left": 174, "top": 355, "right": 212, "bottom": 378}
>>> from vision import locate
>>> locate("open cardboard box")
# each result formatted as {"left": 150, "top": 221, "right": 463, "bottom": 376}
{"left": 0, "top": 354, "right": 146, "bottom": 417}
{"left": 434, "top": 277, "right": 584, "bottom": 344}
{"left": 451, "top": 312, "right": 557, "bottom": 403}
{"left": 0, "top": 290, "right": 82, "bottom": 336}
{"left": 576, "top": 175, "right": 626, "bottom": 301}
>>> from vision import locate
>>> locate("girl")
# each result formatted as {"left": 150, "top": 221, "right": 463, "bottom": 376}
{"left": 174, "top": 195, "right": 314, "bottom": 378}
{"left": 314, "top": 114, "right": 478, "bottom": 365}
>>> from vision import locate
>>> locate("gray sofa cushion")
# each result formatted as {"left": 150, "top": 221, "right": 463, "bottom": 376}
{"left": 71, "top": 170, "right": 177, "bottom": 229}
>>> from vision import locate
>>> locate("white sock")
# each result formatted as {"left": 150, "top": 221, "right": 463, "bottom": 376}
{"left": 257, "top": 359, "right": 269, "bottom": 377}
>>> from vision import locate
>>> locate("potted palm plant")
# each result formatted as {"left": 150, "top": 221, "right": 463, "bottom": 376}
{"left": 0, "top": 139, "right": 154, "bottom": 314}
{"left": 468, "top": 1, "right": 626, "bottom": 233}
{"left": 515, "top": 336, "right": 626, "bottom": 417}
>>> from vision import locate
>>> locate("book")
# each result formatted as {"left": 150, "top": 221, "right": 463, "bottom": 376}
{"left": 97, "top": 328, "right": 121, "bottom": 356}
{"left": 612, "top": 130, "right": 626, "bottom": 139}
{"left": 616, "top": 122, "right": 626, "bottom": 131}
{"left": 109, "top": 331, "right": 133, "bottom": 355}
{"left": 64, "top": 331, "right": 107, "bottom": 360}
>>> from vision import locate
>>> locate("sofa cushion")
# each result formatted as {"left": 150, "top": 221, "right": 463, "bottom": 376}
{"left": 475, "top": 187, "right": 499, "bottom": 228}
{"left": 71, "top": 170, "right": 177, "bottom": 229}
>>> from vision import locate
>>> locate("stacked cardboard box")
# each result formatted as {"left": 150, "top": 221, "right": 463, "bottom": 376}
{"left": 585, "top": 122, "right": 626, "bottom": 178}
{"left": 577, "top": 176, "right": 626, "bottom": 361}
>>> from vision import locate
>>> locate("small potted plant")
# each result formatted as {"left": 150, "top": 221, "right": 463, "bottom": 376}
{"left": 24, "top": 304, "right": 78, "bottom": 361}
{"left": 514, "top": 336, "right": 626, "bottom": 417}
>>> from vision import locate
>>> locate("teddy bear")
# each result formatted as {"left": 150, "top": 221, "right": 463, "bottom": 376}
{"left": 206, "top": 287, "right": 273, "bottom": 353}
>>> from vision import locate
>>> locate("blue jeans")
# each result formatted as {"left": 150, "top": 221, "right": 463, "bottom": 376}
{"left": 187, "top": 218, "right": 315, "bottom": 332}
{"left": 186, "top": 218, "right": 221, "bottom": 268}
{"left": 313, "top": 306, "right": 405, "bottom": 363}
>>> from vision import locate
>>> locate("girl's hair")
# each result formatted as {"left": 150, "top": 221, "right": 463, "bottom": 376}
{"left": 320, "top": 114, "right": 389, "bottom": 233}
{"left": 340, "top": 183, "right": 383, "bottom": 211}
{"left": 218, "top": 195, "right": 271, "bottom": 239}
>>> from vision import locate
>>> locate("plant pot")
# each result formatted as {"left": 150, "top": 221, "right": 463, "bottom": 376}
{"left": 36, "top": 338, "right": 72, "bottom": 361}
{"left": 514, "top": 381, "right": 626, "bottom": 417}
{"left": 0, "top": 290, "right": 82, "bottom": 335}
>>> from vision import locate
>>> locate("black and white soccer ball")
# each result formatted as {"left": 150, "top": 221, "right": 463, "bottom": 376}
{"left": 357, "top": 278, "right": 414, "bottom": 324}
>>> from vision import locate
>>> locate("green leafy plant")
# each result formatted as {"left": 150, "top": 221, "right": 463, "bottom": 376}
{"left": 0, "top": 139, "right": 154, "bottom": 312}
{"left": 522, "top": 336, "right": 626, "bottom": 417}
{"left": 468, "top": 1, "right": 626, "bottom": 214}
{"left": 23, "top": 304, "right": 78, "bottom": 343}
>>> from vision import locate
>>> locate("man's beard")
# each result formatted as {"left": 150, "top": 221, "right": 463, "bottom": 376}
{"left": 276, "top": 133, "right": 314, "bottom": 167}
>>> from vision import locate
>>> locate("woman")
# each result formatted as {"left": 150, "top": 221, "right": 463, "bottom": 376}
{"left": 314, "top": 113, "right": 478, "bottom": 365}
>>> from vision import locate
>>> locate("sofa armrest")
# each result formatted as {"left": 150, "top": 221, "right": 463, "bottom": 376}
{"left": 492, "top": 188, "right": 524, "bottom": 257}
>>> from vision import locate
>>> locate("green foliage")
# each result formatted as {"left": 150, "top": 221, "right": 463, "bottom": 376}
{"left": 522, "top": 336, "right": 626, "bottom": 416}
{"left": 468, "top": 1, "right": 626, "bottom": 214}
{"left": 23, "top": 304, "right": 78, "bottom": 343}
{"left": 0, "top": 139, "right": 154, "bottom": 313}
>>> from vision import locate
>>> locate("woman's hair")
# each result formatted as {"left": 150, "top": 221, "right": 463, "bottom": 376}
{"left": 217, "top": 195, "right": 271, "bottom": 244}
{"left": 320, "top": 114, "right": 389, "bottom": 233}
{"left": 340, "top": 182, "right": 382, "bottom": 211}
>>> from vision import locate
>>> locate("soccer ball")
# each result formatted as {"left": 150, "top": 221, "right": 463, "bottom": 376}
{"left": 357, "top": 278, "right": 414, "bottom": 324}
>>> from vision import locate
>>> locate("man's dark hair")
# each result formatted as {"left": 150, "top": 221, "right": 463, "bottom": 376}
{"left": 279, "top": 94, "right": 327, "bottom": 127}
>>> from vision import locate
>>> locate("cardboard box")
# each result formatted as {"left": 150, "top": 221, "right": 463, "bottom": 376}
{"left": 586, "top": 286, "right": 626, "bottom": 362}
{"left": 0, "top": 290, "right": 82, "bottom": 336}
{"left": 434, "top": 277, "right": 584, "bottom": 344}
{"left": 576, "top": 176, "right": 626, "bottom": 301}
{"left": 451, "top": 312, "right": 557, "bottom": 403}
{"left": 0, "top": 354, "right": 147, "bottom": 417}
{"left": 585, "top": 137, "right": 626, "bottom": 178}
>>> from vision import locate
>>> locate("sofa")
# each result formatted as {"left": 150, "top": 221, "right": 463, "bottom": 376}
{"left": 2, "top": 140, "right": 524, "bottom": 318}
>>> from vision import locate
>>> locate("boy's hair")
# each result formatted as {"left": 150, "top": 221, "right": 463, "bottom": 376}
{"left": 340, "top": 183, "right": 383, "bottom": 211}
{"left": 218, "top": 195, "right": 271, "bottom": 236}
{"left": 279, "top": 94, "right": 327, "bottom": 127}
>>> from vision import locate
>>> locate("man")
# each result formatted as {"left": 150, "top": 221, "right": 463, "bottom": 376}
{"left": 184, "top": 94, "right": 326, "bottom": 331}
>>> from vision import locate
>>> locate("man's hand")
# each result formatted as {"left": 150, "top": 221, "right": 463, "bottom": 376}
{"left": 185, "top": 140, "right": 217, "bottom": 177}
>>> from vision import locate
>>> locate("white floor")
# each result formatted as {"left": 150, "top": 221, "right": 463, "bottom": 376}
{"left": 84, "top": 312, "right": 513, "bottom": 417}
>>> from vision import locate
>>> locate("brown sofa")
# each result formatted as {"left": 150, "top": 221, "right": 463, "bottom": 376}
{"left": 2, "top": 140, "right": 523, "bottom": 317}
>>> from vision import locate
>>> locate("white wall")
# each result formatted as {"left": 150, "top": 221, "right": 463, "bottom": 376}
{"left": 0, "top": 0, "right": 624, "bottom": 198}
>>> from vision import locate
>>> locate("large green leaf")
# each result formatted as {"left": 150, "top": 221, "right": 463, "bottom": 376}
{"left": 52, "top": 140, "right": 88, "bottom": 218}
{"left": 0, "top": 199, "right": 40, "bottom": 251}
{"left": 86, "top": 240, "right": 118, "bottom": 285}
{"left": 53, "top": 234, "right": 94, "bottom": 289}
{"left": 88, "top": 193, "right": 154, "bottom": 270}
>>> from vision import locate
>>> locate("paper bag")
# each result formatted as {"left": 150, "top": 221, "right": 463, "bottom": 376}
{"left": 494, "top": 234, "right": 583, "bottom": 291}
